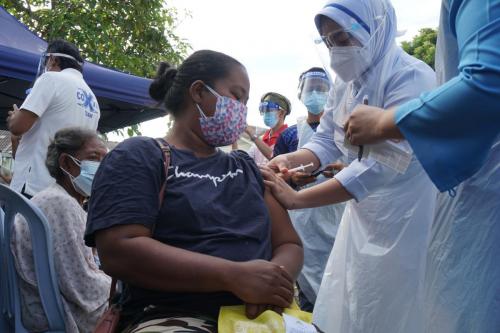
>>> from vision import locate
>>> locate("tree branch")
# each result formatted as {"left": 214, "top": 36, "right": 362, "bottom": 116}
{"left": 7, "top": 0, "right": 37, "bottom": 27}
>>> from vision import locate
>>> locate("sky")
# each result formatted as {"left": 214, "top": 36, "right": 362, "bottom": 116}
{"left": 112, "top": 0, "right": 441, "bottom": 140}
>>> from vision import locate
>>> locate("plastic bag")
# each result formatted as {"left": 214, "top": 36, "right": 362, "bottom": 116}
{"left": 218, "top": 304, "right": 317, "bottom": 333}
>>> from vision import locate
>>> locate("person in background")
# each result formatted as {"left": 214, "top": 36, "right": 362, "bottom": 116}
{"left": 85, "top": 51, "right": 303, "bottom": 332}
{"left": 7, "top": 39, "right": 100, "bottom": 198}
{"left": 273, "top": 68, "right": 327, "bottom": 157}
{"left": 344, "top": 0, "right": 500, "bottom": 331}
{"left": 246, "top": 92, "right": 291, "bottom": 164}
{"left": 11, "top": 127, "right": 110, "bottom": 333}
{"left": 273, "top": 67, "right": 345, "bottom": 312}
{"left": 262, "top": 0, "right": 438, "bottom": 332}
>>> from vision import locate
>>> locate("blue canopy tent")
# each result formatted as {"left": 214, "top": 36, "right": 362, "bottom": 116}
{"left": 0, "top": 6, "right": 166, "bottom": 133}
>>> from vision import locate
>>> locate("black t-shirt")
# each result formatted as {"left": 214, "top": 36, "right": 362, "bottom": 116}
{"left": 85, "top": 137, "right": 272, "bottom": 317}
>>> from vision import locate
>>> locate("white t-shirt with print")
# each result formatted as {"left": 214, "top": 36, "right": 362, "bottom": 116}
{"left": 11, "top": 68, "right": 100, "bottom": 196}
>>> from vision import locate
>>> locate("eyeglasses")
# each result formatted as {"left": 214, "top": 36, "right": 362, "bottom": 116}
{"left": 319, "top": 30, "right": 357, "bottom": 48}
{"left": 259, "top": 101, "right": 284, "bottom": 115}
{"left": 315, "top": 23, "right": 362, "bottom": 48}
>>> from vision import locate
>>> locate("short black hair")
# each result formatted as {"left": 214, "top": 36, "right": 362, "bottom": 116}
{"left": 149, "top": 50, "right": 243, "bottom": 118}
{"left": 46, "top": 39, "right": 84, "bottom": 72}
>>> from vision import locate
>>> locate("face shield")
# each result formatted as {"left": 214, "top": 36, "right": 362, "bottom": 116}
{"left": 317, "top": 22, "right": 366, "bottom": 48}
{"left": 311, "top": 17, "right": 367, "bottom": 84}
{"left": 298, "top": 71, "right": 331, "bottom": 114}
{"left": 35, "top": 52, "right": 84, "bottom": 78}
{"left": 259, "top": 101, "right": 285, "bottom": 115}
{"left": 298, "top": 71, "right": 331, "bottom": 101}
{"left": 313, "top": 0, "right": 396, "bottom": 83}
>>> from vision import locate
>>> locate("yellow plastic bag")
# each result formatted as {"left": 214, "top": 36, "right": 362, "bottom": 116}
{"left": 218, "top": 302, "right": 315, "bottom": 333}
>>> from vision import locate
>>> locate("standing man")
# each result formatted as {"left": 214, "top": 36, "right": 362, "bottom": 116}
{"left": 8, "top": 39, "right": 100, "bottom": 198}
{"left": 273, "top": 67, "right": 345, "bottom": 311}
{"left": 246, "top": 92, "right": 291, "bottom": 164}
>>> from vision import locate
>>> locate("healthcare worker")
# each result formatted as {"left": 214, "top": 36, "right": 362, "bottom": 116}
{"left": 273, "top": 67, "right": 346, "bottom": 311}
{"left": 344, "top": 1, "right": 500, "bottom": 331}
{"left": 246, "top": 92, "right": 291, "bottom": 164}
{"left": 261, "top": 0, "right": 438, "bottom": 332}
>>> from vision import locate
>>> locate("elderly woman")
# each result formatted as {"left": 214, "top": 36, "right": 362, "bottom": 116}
{"left": 11, "top": 127, "right": 110, "bottom": 333}
{"left": 263, "top": 0, "right": 438, "bottom": 332}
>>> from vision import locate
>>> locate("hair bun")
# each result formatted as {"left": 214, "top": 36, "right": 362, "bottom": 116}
{"left": 149, "top": 62, "right": 178, "bottom": 102}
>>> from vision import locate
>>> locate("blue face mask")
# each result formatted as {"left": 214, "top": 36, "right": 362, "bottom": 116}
{"left": 60, "top": 155, "right": 100, "bottom": 197}
{"left": 302, "top": 91, "right": 328, "bottom": 115}
{"left": 263, "top": 111, "right": 279, "bottom": 128}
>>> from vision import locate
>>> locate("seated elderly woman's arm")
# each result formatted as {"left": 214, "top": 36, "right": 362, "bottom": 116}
{"left": 94, "top": 224, "right": 295, "bottom": 309}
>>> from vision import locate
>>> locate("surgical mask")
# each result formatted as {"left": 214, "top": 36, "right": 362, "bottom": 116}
{"left": 60, "top": 155, "right": 100, "bottom": 197}
{"left": 196, "top": 84, "right": 247, "bottom": 147}
{"left": 329, "top": 46, "right": 371, "bottom": 82}
{"left": 263, "top": 111, "right": 279, "bottom": 128}
{"left": 302, "top": 91, "right": 328, "bottom": 114}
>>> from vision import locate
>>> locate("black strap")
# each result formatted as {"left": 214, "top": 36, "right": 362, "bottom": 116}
{"left": 154, "top": 138, "right": 171, "bottom": 208}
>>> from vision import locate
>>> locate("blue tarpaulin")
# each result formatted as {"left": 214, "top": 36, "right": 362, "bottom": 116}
{"left": 0, "top": 6, "right": 165, "bottom": 133}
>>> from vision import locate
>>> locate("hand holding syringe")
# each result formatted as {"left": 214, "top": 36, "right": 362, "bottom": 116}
{"left": 286, "top": 162, "right": 314, "bottom": 173}
{"left": 280, "top": 162, "right": 315, "bottom": 187}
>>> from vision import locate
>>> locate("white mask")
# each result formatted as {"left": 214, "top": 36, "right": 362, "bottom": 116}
{"left": 329, "top": 46, "right": 371, "bottom": 82}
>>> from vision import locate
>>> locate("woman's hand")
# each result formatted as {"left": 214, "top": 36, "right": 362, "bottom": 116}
{"left": 260, "top": 166, "right": 300, "bottom": 209}
{"left": 344, "top": 105, "right": 402, "bottom": 145}
{"left": 322, "top": 162, "right": 345, "bottom": 178}
{"left": 245, "top": 303, "right": 284, "bottom": 319}
{"left": 266, "top": 154, "right": 295, "bottom": 183}
{"left": 245, "top": 125, "right": 256, "bottom": 137}
{"left": 291, "top": 171, "right": 316, "bottom": 187}
{"left": 267, "top": 154, "right": 291, "bottom": 174}
{"left": 227, "top": 260, "right": 294, "bottom": 309}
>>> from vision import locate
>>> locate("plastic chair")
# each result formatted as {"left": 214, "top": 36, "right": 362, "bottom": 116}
{"left": 0, "top": 184, "right": 65, "bottom": 332}
{"left": 0, "top": 208, "right": 9, "bottom": 332}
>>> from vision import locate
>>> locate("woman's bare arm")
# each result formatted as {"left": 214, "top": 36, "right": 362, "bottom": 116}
{"left": 94, "top": 224, "right": 294, "bottom": 307}
{"left": 265, "top": 189, "right": 304, "bottom": 279}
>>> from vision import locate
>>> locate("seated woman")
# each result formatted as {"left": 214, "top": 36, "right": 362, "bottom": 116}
{"left": 84, "top": 50, "right": 304, "bottom": 333}
{"left": 11, "top": 127, "right": 111, "bottom": 333}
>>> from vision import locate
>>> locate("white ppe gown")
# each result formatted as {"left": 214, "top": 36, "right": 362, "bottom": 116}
{"left": 307, "top": 1, "right": 438, "bottom": 332}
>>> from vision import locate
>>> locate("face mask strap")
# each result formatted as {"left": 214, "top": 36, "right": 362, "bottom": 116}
{"left": 59, "top": 165, "right": 75, "bottom": 180}
{"left": 65, "top": 154, "right": 82, "bottom": 167}
{"left": 196, "top": 104, "right": 208, "bottom": 119}
{"left": 193, "top": 82, "right": 221, "bottom": 119}
{"left": 203, "top": 83, "right": 221, "bottom": 99}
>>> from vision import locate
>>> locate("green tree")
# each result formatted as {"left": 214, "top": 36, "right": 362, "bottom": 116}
{"left": 1, "top": 0, "right": 190, "bottom": 135}
{"left": 2, "top": 0, "right": 190, "bottom": 77}
{"left": 401, "top": 28, "right": 437, "bottom": 69}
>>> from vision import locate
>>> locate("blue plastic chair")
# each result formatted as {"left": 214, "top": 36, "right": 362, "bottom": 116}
{"left": 0, "top": 184, "right": 65, "bottom": 332}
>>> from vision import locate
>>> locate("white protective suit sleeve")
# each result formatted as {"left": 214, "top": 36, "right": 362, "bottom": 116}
{"left": 305, "top": 63, "right": 436, "bottom": 201}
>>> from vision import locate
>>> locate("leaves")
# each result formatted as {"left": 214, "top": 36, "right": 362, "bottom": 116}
{"left": 401, "top": 28, "right": 437, "bottom": 69}
{"left": 1, "top": 0, "right": 190, "bottom": 137}
{"left": 2, "top": 0, "right": 191, "bottom": 77}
